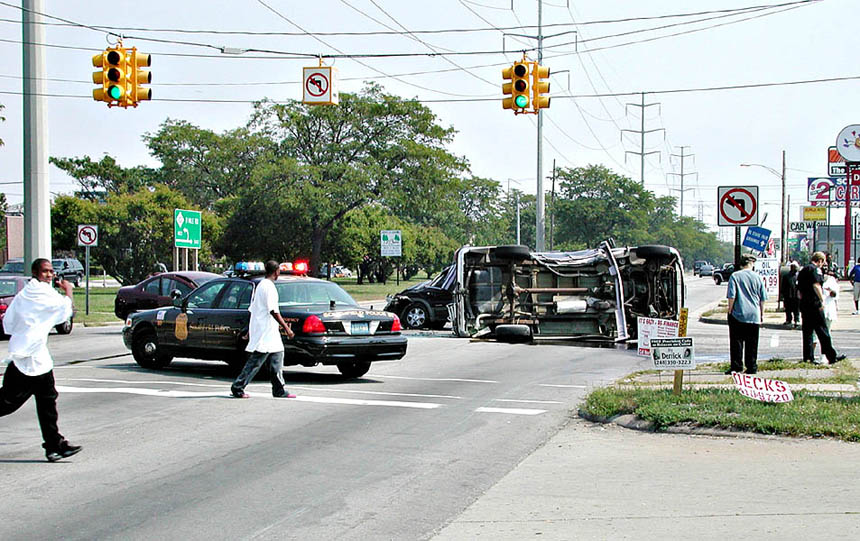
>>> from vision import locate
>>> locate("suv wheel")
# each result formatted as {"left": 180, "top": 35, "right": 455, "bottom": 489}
{"left": 73, "top": 273, "right": 82, "bottom": 287}
{"left": 403, "top": 303, "right": 428, "bottom": 329}
{"left": 714, "top": 276, "right": 722, "bottom": 285}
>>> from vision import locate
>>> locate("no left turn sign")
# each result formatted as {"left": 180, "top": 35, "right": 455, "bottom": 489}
{"left": 718, "top": 186, "right": 759, "bottom": 227}
{"left": 77, "top": 224, "right": 98, "bottom": 247}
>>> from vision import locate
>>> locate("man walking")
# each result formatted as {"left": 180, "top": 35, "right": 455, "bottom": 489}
{"left": 781, "top": 262, "right": 800, "bottom": 328}
{"left": 231, "top": 260, "right": 297, "bottom": 399}
{"left": 797, "top": 251, "right": 846, "bottom": 365}
{"left": 725, "top": 254, "right": 767, "bottom": 375}
{"left": 848, "top": 257, "right": 860, "bottom": 315}
{"left": 0, "top": 258, "right": 81, "bottom": 462}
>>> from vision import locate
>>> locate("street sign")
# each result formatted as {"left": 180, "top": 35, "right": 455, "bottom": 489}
{"left": 77, "top": 224, "right": 98, "bottom": 247}
{"left": 717, "top": 186, "right": 759, "bottom": 226}
{"left": 742, "top": 226, "right": 771, "bottom": 252}
{"left": 302, "top": 66, "right": 339, "bottom": 105}
{"left": 380, "top": 229, "right": 402, "bottom": 257}
{"left": 789, "top": 221, "right": 808, "bottom": 233}
{"left": 649, "top": 337, "right": 695, "bottom": 370}
{"left": 174, "top": 209, "right": 201, "bottom": 249}
{"left": 802, "top": 206, "right": 827, "bottom": 222}
{"left": 828, "top": 146, "right": 847, "bottom": 178}
{"left": 836, "top": 124, "right": 860, "bottom": 162}
{"left": 754, "top": 257, "right": 779, "bottom": 297}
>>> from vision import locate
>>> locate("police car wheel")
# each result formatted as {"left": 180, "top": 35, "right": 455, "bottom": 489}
{"left": 337, "top": 361, "right": 371, "bottom": 378}
{"left": 132, "top": 329, "right": 173, "bottom": 369}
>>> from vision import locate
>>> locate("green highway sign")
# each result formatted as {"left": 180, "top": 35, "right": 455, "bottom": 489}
{"left": 174, "top": 209, "right": 201, "bottom": 249}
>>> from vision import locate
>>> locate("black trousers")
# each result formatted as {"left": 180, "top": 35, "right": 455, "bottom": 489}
{"left": 728, "top": 314, "right": 760, "bottom": 373}
{"left": 0, "top": 362, "right": 65, "bottom": 451}
{"left": 801, "top": 307, "right": 837, "bottom": 363}
{"left": 784, "top": 298, "right": 799, "bottom": 324}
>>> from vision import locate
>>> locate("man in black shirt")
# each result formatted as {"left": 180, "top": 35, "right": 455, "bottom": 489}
{"left": 781, "top": 262, "right": 800, "bottom": 328}
{"left": 797, "top": 252, "right": 845, "bottom": 364}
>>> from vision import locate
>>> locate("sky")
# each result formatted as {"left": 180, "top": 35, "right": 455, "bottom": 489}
{"left": 0, "top": 0, "right": 857, "bottom": 243}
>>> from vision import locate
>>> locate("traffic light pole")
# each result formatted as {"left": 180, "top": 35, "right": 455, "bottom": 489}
{"left": 535, "top": 0, "right": 545, "bottom": 251}
{"left": 22, "top": 0, "right": 52, "bottom": 267}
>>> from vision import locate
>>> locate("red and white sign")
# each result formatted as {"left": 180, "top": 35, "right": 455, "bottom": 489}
{"left": 718, "top": 186, "right": 759, "bottom": 227}
{"left": 732, "top": 372, "right": 793, "bottom": 403}
{"left": 753, "top": 257, "right": 779, "bottom": 297}
{"left": 302, "top": 66, "right": 339, "bottom": 105}
{"left": 637, "top": 317, "right": 679, "bottom": 356}
{"left": 77, "top": 224, "right": 98, "bottom": 247}
{"left": 828, "top": 146, "right": 846, "bottom": 178}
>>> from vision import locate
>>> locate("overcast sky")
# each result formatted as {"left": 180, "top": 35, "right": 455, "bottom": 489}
{"left": 0, "top": 0, "right": 856, "bottom": 240}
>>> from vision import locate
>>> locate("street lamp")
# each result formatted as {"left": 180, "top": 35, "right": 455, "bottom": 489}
{"left": 740, "top": 150, "right": 787, "bottom": 266}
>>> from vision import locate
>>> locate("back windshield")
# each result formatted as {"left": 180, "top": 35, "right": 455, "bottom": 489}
{"left": 275, "top": 281, "right": 357, "bottom": 308}
{"left": 0, "top": 262, "right": 23, "bottom": 274}
{"left": 0, "top": 279, "right": 19, "bottom": 296}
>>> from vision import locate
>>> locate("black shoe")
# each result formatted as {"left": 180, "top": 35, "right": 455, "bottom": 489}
{"left": 46, "top": 443, "right": 82, "bottom": 463}
{"left": 833, "top": 354, "right": 847, "bottom": 363}
{"left": 745, "top": 369, "right": 757, "bottom": 375}
{"left": 724, "top": 369, "right": 734, "bottom": 375}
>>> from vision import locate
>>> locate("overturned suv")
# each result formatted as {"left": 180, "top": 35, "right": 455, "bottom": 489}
{"left": 447, "top": 241, "right": 684, "bottom": 342}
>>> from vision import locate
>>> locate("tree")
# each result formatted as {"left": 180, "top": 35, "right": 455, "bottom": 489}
{"left": 49, "top": 155, "right": 155, "bottom": 201}
{"left": 244, "top": 84, "right": 467, "bottom": 274}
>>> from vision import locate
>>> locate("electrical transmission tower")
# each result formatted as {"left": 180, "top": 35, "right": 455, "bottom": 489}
{"left": 697, "top": 201, "right": 704, "bottom": 223}
{"left": 622, "top": 92, "right": 664, "bottom": 185}
{"left": 668, "top": 146, "right": 697, "bottom": 217}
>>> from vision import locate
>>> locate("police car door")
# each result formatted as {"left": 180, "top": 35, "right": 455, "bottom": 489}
{"left": 208, "top": 280, "right": 253, "bottom": 352}
{"left": 163, "top": 281, "right": 229, "bottom": 352}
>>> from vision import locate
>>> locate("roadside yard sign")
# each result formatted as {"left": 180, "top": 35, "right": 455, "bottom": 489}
{"left": 742, "top": 226, "right": 771, "bottom": 252}
{"left": 753, "top": 257, "right": 779, "bottom": 297}
{"left": 718, "top": 186, "right": 759, "bottom": 227}
{"left": 650, "top": 337, "right": 695, "bottom": 370}
{"left": 174, "top": 209, "right": 201, "bottom": 249}
{"left": 732, "top": 372, "right": 793, "bottom": 403}
{"left": 380, "top": 229, "right": 402, "bottom": 257}
{"left": 637, "top": 317, "right": 679, "bottom": 356}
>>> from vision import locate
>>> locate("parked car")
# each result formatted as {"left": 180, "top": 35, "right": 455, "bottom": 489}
{"left": 698, "top": 263, "right": 714, "bottom": 277}
{"left": 384, "top": 266, "right": 455, "bottom": 329}
{"left": 446, "top": 242, "right": 685, "bottom": 342}
{"left": 693, "top": 260, "right": 710, "bottom": 276}
{"left": 713, "top": 264, "right": 735, "bottom": 285}
{"left": 121, "top": 271, "right": 407, "bottom": 378}
{"left": 0, "top": 258, "right": 24, "bottom": 275}
{"left": 317, "top": 264, "right": 353, "bottom": 279}
{"left": 0, "top": 275, "right": 73, "bottom": 336}
{"left": 52, "top": 258, "right": 85, "bottom": 286}
{"left": 114, "top": 271, "right": 221, "bottom": 320}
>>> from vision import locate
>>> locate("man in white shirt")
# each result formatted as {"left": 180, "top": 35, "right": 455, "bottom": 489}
{"left": 230, "top": 260, "right": 296, "bottom": 399}
{"left": 0, "top": 258, "right": 81, "bottom": 462}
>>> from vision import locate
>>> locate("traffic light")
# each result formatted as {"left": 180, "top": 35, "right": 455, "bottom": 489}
{"left": 502, "top": 61, "right": 530, "bottom": 113}
{"left": 532, "top": 62, "right": 550, "bottom": 111}
{"left": 92, "top": 45, "right": 151, "bottom": 108}
{"left": 92, "top": 46, "right": 129, "bottom": 106}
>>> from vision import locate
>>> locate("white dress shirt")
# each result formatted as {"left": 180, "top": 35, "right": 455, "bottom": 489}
{"left": 2, "top": 279, "right": 74, "bottom": 376}
{"left": 245, "top": 278, "right": 284, "bottom": 353}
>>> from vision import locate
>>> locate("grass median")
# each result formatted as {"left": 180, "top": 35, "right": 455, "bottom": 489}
{"left": 71, "top": 286, "right": 121, "bottom": 326}
{"left": 582, "top": 386, "right": 860, "bottom": 442}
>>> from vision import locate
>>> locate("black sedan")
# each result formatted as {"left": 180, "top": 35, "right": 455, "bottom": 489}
{"left": 122, "top": 275, "right": 407, "bottom": 378}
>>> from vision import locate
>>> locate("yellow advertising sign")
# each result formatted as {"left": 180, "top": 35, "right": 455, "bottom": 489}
{"left": 802, "top": 206, "right": 827, "bottom": 221}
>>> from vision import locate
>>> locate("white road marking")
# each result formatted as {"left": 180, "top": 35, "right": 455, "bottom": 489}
{"left": 537, "top": 384, "right": 587, "bottom": 388}
{"left": 493, "top": 398, "right": 563, "bottom": 405}
{"left": 56, "top": 386, "right": 442, "bottom": 410}
{"left": 474, "top": 407, "right": 547, "bottom": 416}
{"left": 374, "top": 375, "right": 498, "bottom": 384}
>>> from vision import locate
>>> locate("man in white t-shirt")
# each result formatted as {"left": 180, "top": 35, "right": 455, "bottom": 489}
{"left": 0, "top": 258, "right": 81, "bottom": 462}
{"left": 230, "top": 260, "right": 296, "bottom": 399}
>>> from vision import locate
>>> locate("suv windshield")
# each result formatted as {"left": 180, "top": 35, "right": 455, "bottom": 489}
{"left": 275, "top": 281, "right": 358, "bottom": 307}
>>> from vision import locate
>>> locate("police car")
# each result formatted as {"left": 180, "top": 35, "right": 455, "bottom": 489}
{"left": 121, "top": 262, "right": 407, "bottom": 378}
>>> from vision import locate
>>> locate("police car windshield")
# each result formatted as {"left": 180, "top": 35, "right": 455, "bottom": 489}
{"left": 275, "top": 281, "right": 358, "bottom": 307}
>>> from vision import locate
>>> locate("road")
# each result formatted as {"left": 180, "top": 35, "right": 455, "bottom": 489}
{"left": 0, "top": 278, "right": 855, "bottom": 540}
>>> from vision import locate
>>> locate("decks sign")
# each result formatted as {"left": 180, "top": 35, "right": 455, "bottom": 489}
{"left": 731, "top": 372, "right": 793, "bottom": 403}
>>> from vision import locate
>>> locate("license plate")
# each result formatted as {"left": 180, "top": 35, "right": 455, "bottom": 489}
{"left": 351, "top": 321, "right": 370, "bottom": 335}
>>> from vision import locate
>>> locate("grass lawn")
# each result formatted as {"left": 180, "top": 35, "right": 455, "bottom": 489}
{"left": 72, "top": 286, "right": 121, "bottom": 326}
{"left": 331, "top": 277, "right": 427, "bottom": 302}
{"left": 582, "top": 387, "right": 860, "bottom": 441}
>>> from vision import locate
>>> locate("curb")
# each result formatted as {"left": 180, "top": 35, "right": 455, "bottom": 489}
{"left": 577, "top": 409, "right": 791, "bottom": 440}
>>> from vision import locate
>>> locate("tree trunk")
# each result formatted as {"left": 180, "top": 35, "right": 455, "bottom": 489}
{"left": 309, "top": 227, "right": 325, "bottom": 277}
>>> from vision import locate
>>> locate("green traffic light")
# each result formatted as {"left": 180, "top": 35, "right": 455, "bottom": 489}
{"left": 108, "top": 85, "right": 123, "bottom": 100}
{"left": 515, "top": 95, "right": 529, "bottom": 108}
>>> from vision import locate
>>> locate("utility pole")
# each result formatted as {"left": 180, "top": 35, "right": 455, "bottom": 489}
{"left": 549, "top": 159, "right": 556, "bottom": 250}
{"left": 668, "top": 146, "right": 697, "bottom": 217}
{"left": 535, "top": 0, "right": 545, "bottom": 250}
{"left": 23, "top": 0, "right": 52, "bottom": 266}
{"left": 780, "top": 150, "right": 787, "bottom": 266}
{"left": 622, "top": 93, "right": 664, "bottom": 185}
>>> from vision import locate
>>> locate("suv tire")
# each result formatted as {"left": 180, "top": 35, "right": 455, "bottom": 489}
{"left": 493, "top": 245, "right": 531, "bottom": 262}
{"left": 403, "top": 303, "right": 429, "bottom": 329}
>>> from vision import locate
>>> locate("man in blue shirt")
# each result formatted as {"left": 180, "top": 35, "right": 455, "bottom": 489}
{"left": 726, "top": 254, "right": 768, "bottom": 374}
{"left": 848, "top": 257, "right": 860, "bottom": 315}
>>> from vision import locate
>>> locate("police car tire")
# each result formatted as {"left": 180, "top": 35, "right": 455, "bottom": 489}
{"left": 337, "top": 361, "right": 371, "bottom": 378}
{"left": 132, "top": 329, "right": 173, "bottom": 369}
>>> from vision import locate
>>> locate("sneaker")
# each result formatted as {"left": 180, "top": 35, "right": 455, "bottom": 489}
{"left": 273, "top": 392, "right": 297, "bottom": 399}
{"left": 231, "top": 391, "right": 250, "bottom": 399}
{"left": 46, "top": 442, "right": 82, "bottom": 463}
{"left": 852, "top": 311, "right": 859, "bottom": 315}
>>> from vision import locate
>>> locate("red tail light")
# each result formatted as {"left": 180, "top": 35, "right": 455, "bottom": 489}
{"left": 302, "top": 315, "right": 326, "bottom": 334}
{"left": 391, "top": 315, "right": 402, "bottom": 332}
{"left": 0, "top": 303, "right": 6, "bottom": 314}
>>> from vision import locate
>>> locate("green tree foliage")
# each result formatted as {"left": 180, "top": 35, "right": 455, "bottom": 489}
{"left": 49, "top": 155, "right": 155, "bottom": 201}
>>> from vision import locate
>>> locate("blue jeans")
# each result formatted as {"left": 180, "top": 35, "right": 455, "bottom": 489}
{"left": 231, "top": 351, "right": 286, "bottom": 396}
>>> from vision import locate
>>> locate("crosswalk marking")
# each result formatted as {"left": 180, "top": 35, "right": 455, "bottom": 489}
{"left": 475, "top": 407, "right": 546, "bottom": 416}
{"left": 373, "top": 375, "right": 499, "bottom": 384}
